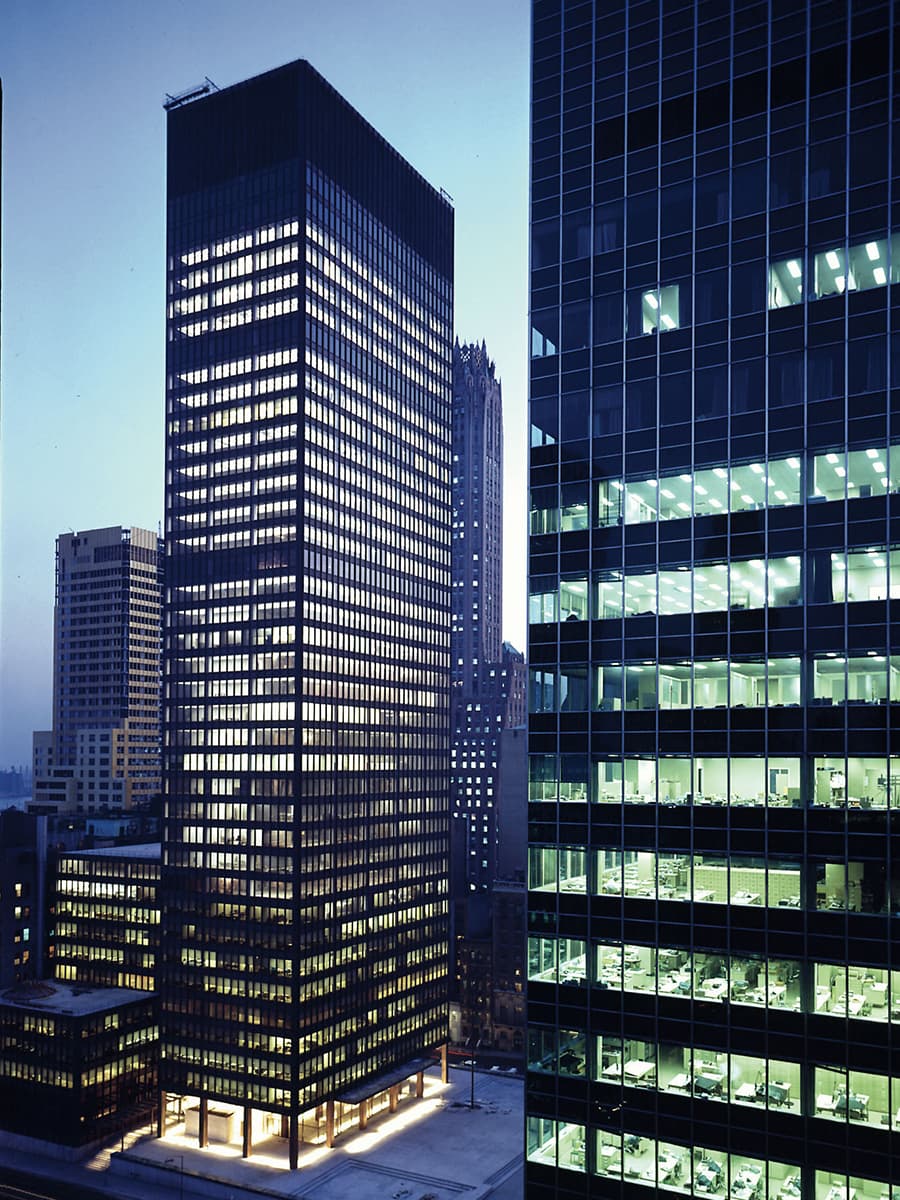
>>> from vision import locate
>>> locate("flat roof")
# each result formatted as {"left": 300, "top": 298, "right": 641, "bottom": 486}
{"left": 0, "top": 980, "right": 150, "bottom": 1017}
{"left": 64, "top": 842, "right": 161, "bottom": 860}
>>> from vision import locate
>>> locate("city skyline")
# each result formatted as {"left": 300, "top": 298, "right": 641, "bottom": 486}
{"left": 0, "top": 0, "right": 529, "bottom": 767}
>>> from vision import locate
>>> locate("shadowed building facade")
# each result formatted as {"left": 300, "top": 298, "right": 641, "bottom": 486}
{"left": 528, "top": 2, "right": 900, "bottom": 1197}
{"left": 159, "top": 60, "right": 453, "bottom": 1166}
{"left": 31, "top": 527, "right": 163, "bottom": 816}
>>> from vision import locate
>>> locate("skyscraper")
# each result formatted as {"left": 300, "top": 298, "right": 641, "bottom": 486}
{"left": 528, "top": 2, "right": 900, "bottom": 1195}
{"left": 452, "top": 340, "right": 504, "bottom": 679}
{"left": 159, "top": 61, "right": 453, "bottom": 1167}
{"left": 31, "top": 526, "right": 163, "bottom": 815}
{"left": 449, "top": 343, "right": 526, "bottom": 1046}
{"left": 451, "top": 340, "right": 508, "bottom": 898}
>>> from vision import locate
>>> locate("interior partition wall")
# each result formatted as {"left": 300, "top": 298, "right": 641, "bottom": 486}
{"left": 528, "top": 2, "right": 900, "bottom": 1196}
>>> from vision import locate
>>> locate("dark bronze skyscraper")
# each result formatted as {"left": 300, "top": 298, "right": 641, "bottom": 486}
{"left": 528, "top": 2, "right": 900, "bottom": 1195}
{"left": 160, "top": 61, "right": 453, "bottom": 1166}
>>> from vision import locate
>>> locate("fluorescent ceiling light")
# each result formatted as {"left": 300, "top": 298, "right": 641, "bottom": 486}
{"left": 826, "top": 250, "right": 840, "bottom": 269}
{"left": 874, "top": 267, "right": 886, "bottom": 285}
{"left": 866, "top": 242, "right": 880, "bottom": 260}
{"left": 786, "top": 260, "right": 802, "bottom": 278}
{"left": 644, "top": 292, "right": 659, "bottom": 309}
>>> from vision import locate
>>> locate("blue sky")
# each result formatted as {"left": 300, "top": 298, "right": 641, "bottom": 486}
{"left": 0, "top": 0, "right": 529, "bottom": 766}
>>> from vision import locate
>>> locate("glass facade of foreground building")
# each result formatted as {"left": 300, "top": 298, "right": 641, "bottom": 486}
{"left": 528, "top": 1, "right": 900, "bottom": 1195}
{"left": 161, "top": 61, "right": 453, "bottom": 1167}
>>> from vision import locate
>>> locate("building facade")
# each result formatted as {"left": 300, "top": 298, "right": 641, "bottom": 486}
{"left": 449, "top": 341, "right": 527, "bottom": 1046}
{"left": 0, "top": 810, "right": 43, "bottom": 989}
{"left": 160, "top": 60, "right": 453, "bottom": 1167}
{"left": 528, "top": 2, "right": 900, "bottom": 1197}
{"left": 31, "top": 527, "right": 163, "bottom": 816}
{"left": 0, "top": 981, "right": 156, "bottom": 1150}
{"left": 53, "top": 843, "right": 160, "bottom": 992}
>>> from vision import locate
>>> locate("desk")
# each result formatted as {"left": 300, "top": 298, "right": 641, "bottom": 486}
{"left": 732, "top": 1166, "right": 763, "bottom": 1200}
{"left": 701, "top": 977, "right": 729, "bottom": 1000}
{"left": 734, "top": 1082, "right": 758, "bottom": 1101}
{"left": 658, "top": 1152, "right": 682, "bottom": 1183}
{"left": 623, "top": 1059, "right": 656, "bottom": 1082}
{"left": 693, "top": 888, "right": 716, "bottom": 902}
{"left": 826, "top": 1189, "right": 856, "bottom": 1200}
{"left": 816, "top": 1094, "right": 837, "bottom": 1114}
{"left": 764, "top": 1080, "right": 791, "bottom": 1106}
{"left": 732, "top": 1182, "right": 758, "bottom": 1200}
{"left": 835, "top": 1091, "right": 869, "bottom": 1119}
{"left": 660, "top": 972, "right": 691, "bottom": 994}
{"left": 767, "top": 984, "right": 787, "bottom": 1005}
{"left": 732, "top": 890, "right": 762, "bottom": 905}
{"left": 778, "top": 1176, "right": 801, "bottom": 1200}
{"left": 559, "top": 1050, "right": 584, "bottom": 1073}
{"left": 668, "top": 1072, "right": 691, "bottom": 1092}
{"left": 867, "top": 980, "right": 888, "bottom": 1007}
{"left": 599, "top": 1144, "right": 621, "bottom": 1174}
{"left": 696, "top": 1161, "right": 724, "bottom": 1193}
{"left": 694, "top": 1073, "right": 725, "bottom": 1097}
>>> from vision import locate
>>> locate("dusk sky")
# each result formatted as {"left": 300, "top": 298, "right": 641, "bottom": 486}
{"left": 0, "top": 0, "right": 529, "bottom": 767}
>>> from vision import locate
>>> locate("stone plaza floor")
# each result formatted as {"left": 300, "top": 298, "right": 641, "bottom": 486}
{"left": 104, "top": 1064, "right": 523, "bottom": 1200}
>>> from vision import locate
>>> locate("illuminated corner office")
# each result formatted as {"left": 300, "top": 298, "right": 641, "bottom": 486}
{"left": 160, "top": 61, "right": 453, "bottom": 1167}
{"left": 528, "top": 2, "right": 900, "bottom": 1197}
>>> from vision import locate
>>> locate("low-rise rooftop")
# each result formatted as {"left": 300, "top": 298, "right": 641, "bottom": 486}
{"left": 0, "top": 979, "right": 150, "bottom": 1017}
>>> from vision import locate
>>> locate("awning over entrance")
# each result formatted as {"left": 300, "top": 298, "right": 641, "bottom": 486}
{"left": 338, "top": 1056, "right": 434, "bottom": 1105}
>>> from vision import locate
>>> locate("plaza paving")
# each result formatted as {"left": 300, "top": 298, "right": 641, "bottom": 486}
{"left": 105, "top": 1064, "right": 523, "bottom": 1200}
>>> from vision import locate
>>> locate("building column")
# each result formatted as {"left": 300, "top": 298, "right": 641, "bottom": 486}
{"left": 289, "top": 1112, "right": 299, "bottom": 1170}
{"left": 156, "top": 1090, "right": 166, "bottom": 1138}
{"left": 389, "top": 1084, "right": 399, "bottom": 1113}
{"left": 358, "top": 1099, "right": 368, "bottom": 1130}
{"left": 325, "top": 1099, "right": 335, "bottom": 1148}
{"left": 440, "top": 1043, "right": 448, "bottom": 1083}
{"left": 242, "top": 1105, "right": 252, "bottom": 1158}
{"left": 198, "top": 1096, "right": 208, "bottom": 1148}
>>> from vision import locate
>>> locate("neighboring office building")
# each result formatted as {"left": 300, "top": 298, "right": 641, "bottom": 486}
{"left": 0, "top": 981, "right": 156, "bottom": 1153}
{"left": 528, "top": 2, "right": 900, "bottom": 1196}
{"left": 449, "top": 340, "right": 525, "bottom": 1048}
{"left": 31, "top": 527, "right": 163, "bottom": 816}
{"left": 160, "top": 60, "right": 453, "bottom": 1168}
{"left": 451, "top": 341, "right": 507, "bottom": 904}
{"left": 52, "top": 843, "right": 160, "bottom": 992}
{"left": 0, "top": 810, "right": 44, "bottom": 989}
